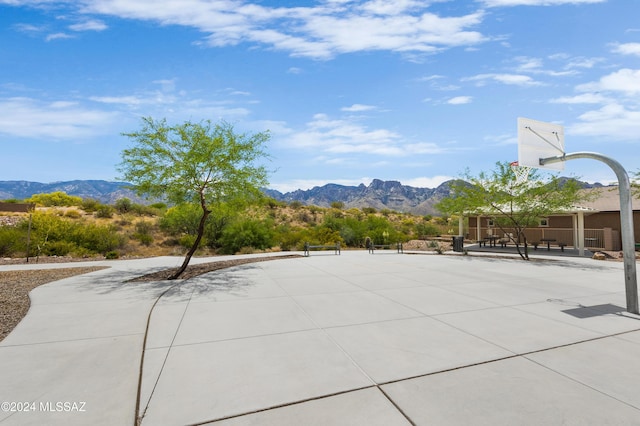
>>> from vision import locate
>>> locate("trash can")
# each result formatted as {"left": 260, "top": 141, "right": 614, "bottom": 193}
{"left": 452, "top": 236, "right": 464, "bottom": 252}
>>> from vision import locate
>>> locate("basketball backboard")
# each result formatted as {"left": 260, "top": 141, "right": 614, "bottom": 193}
{"left": 517, "top": 117, "right": 565, "bottom": 171}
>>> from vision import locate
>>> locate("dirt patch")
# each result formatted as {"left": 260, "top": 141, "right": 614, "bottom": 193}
{"left": 127, "top": 254, "right": 304, "bottom": 282}
{"left": 403, "top": 239, "right": 453, "bottom": 252}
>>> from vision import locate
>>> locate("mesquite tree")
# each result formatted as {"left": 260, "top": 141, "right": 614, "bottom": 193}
{"left": 119, "top": 117, "right": 270, "bottom": 279}
{"left": 437, "top": 161, "right": 587, "bottom": 260}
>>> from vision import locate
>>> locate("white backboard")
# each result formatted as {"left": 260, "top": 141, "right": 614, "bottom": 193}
{"left": 517, "top": 117, "right": 565, "bottom": 171}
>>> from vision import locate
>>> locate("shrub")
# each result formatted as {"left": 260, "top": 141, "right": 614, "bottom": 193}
{"left": 178, "top": 234, "right": 197, "bottom": 249}
{"left": 218, "top": 218, "right": 275, "bottom": 254}
{"left": 115, "top": 198, "right": 133, "bottom": 214}
{"left": 64, "top": 209, "right": 82, "bottom": 219}
{"left": 27, "top": 191, "right": 83, "bottom": 207}
{"left": 95, "top": 205, "right": 114, "bottom": 218}
{"left": 0, "top": 227, "right": 26, "bottom": 256}
{"left": 71, "top": 224, "right": 125, "bottom": 254}
{"left": 159, "top": 204, "right": 202, "bottom": 236}
{"left": 150, "top": 202, "right": 167, "bottom": 210}
{"left": 133, "top": 221, "right": 154, "bottom": 246}
{"left": 81, "top": 198, "right": 102, "bottom": 213}
{"left": 105, "top": 251, "right": 119, "bottom": 259}
{"left": 131, "top": 203, "right": 159, "bottom": 216}
{"left": 42, "top": 240, "right": 77, "bottom": 256}
{"left": 415, "top": 222, "right": 440, "bottom": 238}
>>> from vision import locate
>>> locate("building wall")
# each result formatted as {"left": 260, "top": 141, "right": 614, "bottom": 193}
{"left": 468, "top": 211, "right": 640, "bottom": 244}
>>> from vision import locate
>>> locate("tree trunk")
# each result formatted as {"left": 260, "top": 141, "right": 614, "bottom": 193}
{"left": 169, "top": 206, "right": 211, "bottom": 280}
{"left": 514, "top": 230, "right": 530, "bottom": 261}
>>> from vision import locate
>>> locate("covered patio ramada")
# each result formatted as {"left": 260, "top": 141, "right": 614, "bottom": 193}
{"left": 458, "top": 187, "right": 640, "bottom": 256}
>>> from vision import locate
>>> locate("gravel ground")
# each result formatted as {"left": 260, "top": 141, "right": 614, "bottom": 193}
{"left": 0, "top": 266, "right": 108, "bottom": 342}
{"left": 0, "top": 254, "right": 303, "bottom": 342}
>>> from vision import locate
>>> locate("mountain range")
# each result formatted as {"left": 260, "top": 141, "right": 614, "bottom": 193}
{"left": 265, "top": 179, "right": 457, "bottom": 215}
{"left": 0, "top": 178, "right": 605, "bottom": 216}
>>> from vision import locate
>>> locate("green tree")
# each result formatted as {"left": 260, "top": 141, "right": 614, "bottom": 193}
{"left": 118, "top": 117, "right": 270, "bottom": 279}
{"left": 632, "top": 170, "right": 640, "bottom": 198}
{"left": 437, "top": 162, "right": 587, "bottom": 260}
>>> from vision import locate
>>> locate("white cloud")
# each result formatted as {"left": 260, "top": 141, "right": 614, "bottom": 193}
{"left": 46, "top": 32, "right": 73, "bottom": 41}
{"left": 69, "top": 19, "right": 107, "bottom": 32}
{"left": 341, "top": 104, "right": 376, "bottom": 112}
{"left": 14, "top": 23, "right": 44, "bottom": 33}
{"left": 612, "top": 43, "right": 640, "bottom": 57}
{"left": 577, "top": 68, "right": 640, "bottom": 95}
{"left": 482, "top": 0, "right": 604, "bottom": 6}
{"left": 0, "top": 97, "right": 119, "bottom": 140}
{"left": 447, "top": 96, "right": 472, "bottom": 105}
{"left": 463, "top": 73, "right": 543, "bottom": 86}
{"left": 89, "top": 95, "right": 147, "bottom": 106}
{"left": 550, "top": 93, "right": 609, "bottom": 104}
{"left": 567, "top": 103, "right": 640, "bottom": 141}
{"left": 511, "top": 55, "right": 577, "bottom": 76}
{"left": 284, "top": 112, "right": 445, "bottom": 157}
{"left": 56, "top": 0, "right": 488, "bottom": 60}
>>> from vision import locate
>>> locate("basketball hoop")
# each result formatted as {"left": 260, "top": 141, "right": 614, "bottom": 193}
{"left": 510, "top": 161, "right": 531, "bottom": 185}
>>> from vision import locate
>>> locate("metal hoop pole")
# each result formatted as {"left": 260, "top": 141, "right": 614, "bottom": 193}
{"left": 540, "top": 152, "right": 638, "bottom": 314}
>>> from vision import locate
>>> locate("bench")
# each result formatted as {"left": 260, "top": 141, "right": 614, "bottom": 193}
{"left": 532, "top": 241, "right": 567, "bottom": 251}
{"left": 304, "top": 242, "right": 340, "bottom": 257}
{"left": 368, "top": 242, "right": 403, "bottom": 254}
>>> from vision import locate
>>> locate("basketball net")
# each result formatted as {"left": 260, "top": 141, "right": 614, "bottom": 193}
{"left": 510, "top": 161, "right": 531, "bottom": 185}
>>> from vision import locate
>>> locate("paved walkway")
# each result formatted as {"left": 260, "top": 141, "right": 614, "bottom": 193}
{"left": 1, "top": 252, "right": 639, "bottom": 425}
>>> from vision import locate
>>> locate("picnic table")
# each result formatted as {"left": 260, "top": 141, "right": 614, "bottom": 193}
{"left": 481, "top": 235, "right": 499, "bottom": 247}
{"left": 540, "top": 238, "right": 556, "bottom": 250}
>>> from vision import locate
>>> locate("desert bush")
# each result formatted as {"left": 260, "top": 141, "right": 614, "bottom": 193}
{"left": 81, "top": 198, "right": 102, "bottom": 213}
{"left": 70, "top": 223, "right": 125, "bottom": 254}
{"left": 95, "top": 205, "right": 114, "bottom": 218}
{"left": 105, "top": 251, "right": 119, "bottom": 259}
{"left": 64, "top": 209, "right": 82, "bottom": 219}
{"left": 178, "top": 234, "right": 197, "bottom": 250}
{"left": 131, "top": 203, "right": 159, "bottom": 216}
{"left": 27, "top": 191, "right": 83, "bottom": 207}
{"left": 115, "top": 198, "right": 133, "bottom": 214}
{"left": 159, "top": 204, "right": 202, "bottom": 236}
{"left": 42, "top": 240, "right": 77, "bottom": 256}
{"left": 0, "top": 227, "right": 25, "bottom": 256}
{"left": 150, "top": 202, "right": 167, "bottom": 210}
{"left": 133, "top": 221, "right": 154, "bottom": 246}
{"left": 218, "top": 218, "right": 275, "bottom": 254}
{"left": 415, "top": 222, "right": 440, "bottom": 238}
{"left": 264, "top": 198, "right": 285, "bottom": 209}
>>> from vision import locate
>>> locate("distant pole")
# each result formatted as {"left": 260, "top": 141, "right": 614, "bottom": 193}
{"left": 540, "top": 152, "right": 638, "bottom": 314}
{"left": 26, "top": 213, "right": 32, "bottom": 263}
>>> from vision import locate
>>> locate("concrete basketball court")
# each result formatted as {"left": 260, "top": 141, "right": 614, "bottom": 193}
{"left": 1, "top": 250, "right": 639, "bottom": 425}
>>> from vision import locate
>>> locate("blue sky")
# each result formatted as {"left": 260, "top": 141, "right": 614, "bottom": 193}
{"left": 1, "top": 0, "right": 639, "bottom": 192}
